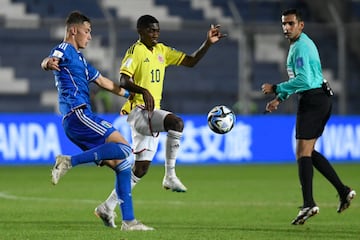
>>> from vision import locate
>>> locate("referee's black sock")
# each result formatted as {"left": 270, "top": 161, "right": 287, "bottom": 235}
{"left": 312, "top": 150, "right": 346, "bottom": 194}
{"left": 297, "top": 156, "right": 316, "bottom": 207}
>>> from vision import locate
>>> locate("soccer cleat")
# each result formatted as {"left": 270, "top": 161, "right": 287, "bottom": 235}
{"left": 337, "top": 187, "right": 356, "bottom": 213}
{"left": 94, "top": 204, "right": 117, "bottom": 228}
{"left": 51, "top": 155, "right": 72, "bottom": 185}
{"left": 291, "top": 206, "right": 319, "bottom": 225}
{"left": 162, "top": 176, "right": 187, "bottom": 192}
{"left": 121, "top": 220, "right": 154, "bottom": 231}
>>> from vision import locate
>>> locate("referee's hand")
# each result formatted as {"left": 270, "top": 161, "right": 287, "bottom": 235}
{"left": 261, "top": 83, "right": 274, "bottom": 94}
{"left": 265, "top": 98, "right": 280, "bottom": 113}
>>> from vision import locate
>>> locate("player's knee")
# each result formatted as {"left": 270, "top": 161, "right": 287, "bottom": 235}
{"left": 133, "top": 161, "right": 151, "bottom": 178}
{"left": 165, "top": 114, "right": 184, "bottom": 132}
{"left": 175, "top": 117, "right": 184, "bottom": 131}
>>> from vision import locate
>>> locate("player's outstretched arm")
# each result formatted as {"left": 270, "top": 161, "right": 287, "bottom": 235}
{"left": 95, "top": 75, "right": 130, "bottom": 98}
{"left": 181, "top": 24, "right": 226, "bottom": 67}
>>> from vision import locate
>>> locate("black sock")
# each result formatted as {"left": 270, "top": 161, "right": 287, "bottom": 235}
{"left": 298, "top": 156, "right": 316, "bottom": 207}
{"left": 312, "top": 150, "right": 346, "bottom": 195}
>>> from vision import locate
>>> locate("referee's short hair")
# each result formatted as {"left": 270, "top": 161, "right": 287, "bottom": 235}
{"left": 281, "top": 8, "right": 303, "bottom": 22}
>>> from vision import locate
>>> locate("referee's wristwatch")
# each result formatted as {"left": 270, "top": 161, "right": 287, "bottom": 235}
{"left": 272, "top": 84, "right": 277, "bottom": 93}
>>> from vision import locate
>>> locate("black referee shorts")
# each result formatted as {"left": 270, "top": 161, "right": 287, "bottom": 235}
{"left": 296, "top": 88, "right": 332, "bottom": 140}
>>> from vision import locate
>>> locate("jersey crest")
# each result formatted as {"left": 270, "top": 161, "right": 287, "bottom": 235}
{"left": 157, "top": 54, "right": 164, "bottom": 63}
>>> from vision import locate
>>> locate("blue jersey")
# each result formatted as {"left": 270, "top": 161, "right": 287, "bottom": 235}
{"left": 48, "top": 42, "right": 100, "bottom": 115}
{"left": 48, "top": 42, "right": 116, "bottom": 153}
{"left": 276, "top": 33, "right": 323, "bottom": 101}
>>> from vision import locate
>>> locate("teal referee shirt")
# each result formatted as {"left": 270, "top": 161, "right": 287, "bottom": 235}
{"left": 276, "top": 32, "right": 323, "bottom": 101}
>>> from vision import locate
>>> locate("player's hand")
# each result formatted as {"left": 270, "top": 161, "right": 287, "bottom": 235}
{"left": 261, "top": 83, "right": 274, "bottom": 94}
{"left": 46, "top": 57, "right": 60, "bottom": 71}
{"left": 265, "top": 98, "right": 280, "bottom": 113}
{"left": 208, "top": 24, "right": 227, "bottom": 44}
{"left": 142, "top": 89, "right": 154, "bottom": 112}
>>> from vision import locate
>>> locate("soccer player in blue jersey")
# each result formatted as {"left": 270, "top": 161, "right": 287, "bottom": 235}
{"left": 261, "top": 8, "right": 356, "bottom": 225}
{"left": 40, "top": 11, "right": 153, "bottom": 231}
{"left": 93, "top": 14, "right": 226, "bottom": 227}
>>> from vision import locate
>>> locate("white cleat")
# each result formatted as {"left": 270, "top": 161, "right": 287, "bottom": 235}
{"left": 162, "top": 176, "right": 187, "bottom": 192}
{"left": 337, "top": 188, "right": 356, "bottom": 213}
{"left": 51, "top": 155, "right": 72, "bottom": 185}
{"left": 94, "top": 203, "right": 117, "bottom": 228}
{"left": 121, "top": 220, "right": 154, "bottom": 231}
{"left": 291, "top": 206, "right": 319, "bottom": 225}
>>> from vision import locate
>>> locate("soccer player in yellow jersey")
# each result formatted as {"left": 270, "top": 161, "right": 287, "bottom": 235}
{"left": 94, "top": 15, "right": 226, "bottom": 227}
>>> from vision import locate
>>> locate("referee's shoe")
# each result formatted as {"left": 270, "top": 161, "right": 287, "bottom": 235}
{"left": 337, "top": 187, "right": 356, "bottom": 213}
{"left": 291, "top": 206, "right": 319, "bottom": 225}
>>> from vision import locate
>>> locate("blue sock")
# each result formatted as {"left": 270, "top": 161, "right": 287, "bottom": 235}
{"left": 115, "top": 160, "right": 134, "bottom": 221}
{"left": 71, "top": 142, "right": 131, "bottom": 166}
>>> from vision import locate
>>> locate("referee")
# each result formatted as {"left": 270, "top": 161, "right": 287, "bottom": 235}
{"left": 261, "top": 8, "right": 355, "bottom": 225}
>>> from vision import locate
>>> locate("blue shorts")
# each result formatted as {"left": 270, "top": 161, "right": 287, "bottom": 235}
{"left": 63, "top": 107, "right": 116, "bottom": 151}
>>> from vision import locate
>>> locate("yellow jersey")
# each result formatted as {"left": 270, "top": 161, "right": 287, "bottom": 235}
{"left": 120, "top": 40, "right": 186, "bottom": 114}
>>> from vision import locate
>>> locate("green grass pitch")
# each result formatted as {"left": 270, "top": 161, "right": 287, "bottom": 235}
{"left": 0, "top": 163, "right": 359, "bottom": 240}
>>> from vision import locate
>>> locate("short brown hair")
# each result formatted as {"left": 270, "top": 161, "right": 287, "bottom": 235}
{"left": 65, "top": 11, "right": 91, "bottom": 27}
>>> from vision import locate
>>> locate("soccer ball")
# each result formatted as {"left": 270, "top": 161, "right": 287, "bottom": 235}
{"left": 207, "top": 105, "right": 236, "bottom": 134}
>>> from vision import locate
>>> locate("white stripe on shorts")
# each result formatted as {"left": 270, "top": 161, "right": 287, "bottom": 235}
{"left": 74, "top": 108, "right": 107, "bottom": 136}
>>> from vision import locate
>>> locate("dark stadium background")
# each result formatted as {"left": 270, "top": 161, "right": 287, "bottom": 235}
{"left": 1, "top": 0, "right": 360, "bottom": 115}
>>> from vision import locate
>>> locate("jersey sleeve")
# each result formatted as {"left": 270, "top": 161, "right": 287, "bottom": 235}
{"left": 49, "top": 44, "right": 100, "bottom": 82}
{"left": 86, "top": 62, "right": 100, "bottom": 82}
{"left": 276, "top": 44, "right": 311, "bottom": 101}
{"left": 163, "top": 44, "right": 186, "bottom": 66}
{"left": 50, "top": 46, "right": 66, "bottom": 61}
{"left": 120, "top": 44, "right": 139, "bottom": 77}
